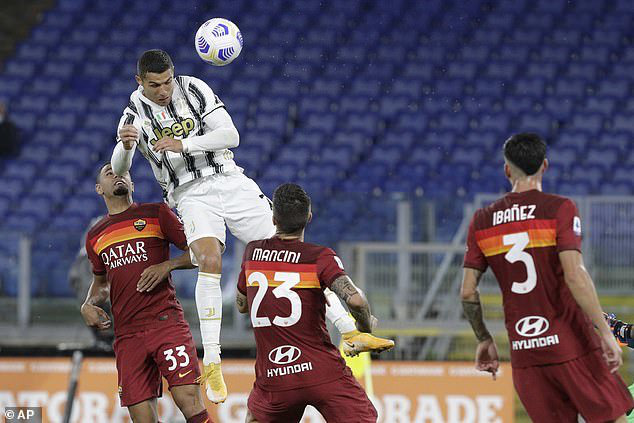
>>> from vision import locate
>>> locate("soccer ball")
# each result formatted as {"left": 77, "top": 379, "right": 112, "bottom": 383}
{"left": 195, "top": 18, "right": 243, "bottom": 66}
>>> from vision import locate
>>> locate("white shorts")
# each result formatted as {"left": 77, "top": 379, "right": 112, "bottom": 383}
{"left": 171, "top": 171, "right": 276, "bottom": 250}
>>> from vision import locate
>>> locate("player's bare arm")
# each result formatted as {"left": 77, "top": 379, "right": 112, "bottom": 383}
{"left": 236, "top": 291, "right": 248, "bottom": 314}
{"left": 461, "top": 268, "right": 492, "bottom": 342}
{"left": 461, "top": 267, "right": 499, "bottom": 380}
{"left": 330, "top": 275, "right": 373, "bottom": 333}
{"left": 137, "top": 248, "right": 195, "bottom": 292}
{"left": 118, "top": 124, "right": 138, "bottom": 150}
{"left": 80, "top": 274, "right": 112, "bottom": 330}
{"left": 560, "top": 250, "right": 623, "bottom": 372}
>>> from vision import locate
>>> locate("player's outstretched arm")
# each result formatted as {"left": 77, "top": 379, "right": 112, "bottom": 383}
{"left": 177, "top": 109, "right": 239, "bottom": 154}
{"left": 137, "top": 248, "right": 195, "bottom": 292}
{"left": 329, "top": 275, "right": 374, "bottom": 333}
{"left": 111, "top": 137, "right": 136, "bottom": 176}
{"left": 461, "top": 267, "right": 499, "bottom": 380}
{"left": 80, "top": 274, "right": 111, "bottom": 330}
{"left": 560, "top": 250, "right": 623, "bottom": 372}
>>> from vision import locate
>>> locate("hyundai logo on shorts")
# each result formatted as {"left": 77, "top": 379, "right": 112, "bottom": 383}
{"left": 515, "top": 316, "right": 550, "bottom": 337}
{"left": 268, "top": 345, "right": 302, "bottom": 365}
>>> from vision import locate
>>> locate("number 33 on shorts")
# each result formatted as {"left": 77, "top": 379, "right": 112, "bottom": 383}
{"left": 163, "top": 345, "right": 191, "bottom": 375}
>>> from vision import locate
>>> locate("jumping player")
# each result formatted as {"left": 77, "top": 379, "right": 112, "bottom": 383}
{"left": 81, "top": 163, "right": 210, "bottom": 422}
{"left": 461, "top": 133, "right": 633, "bottom": 422}
{"left": 236, "top": 183, "right": 394, "bottom": 422}
{"left": 110, "top": 49, "right": 394, "bottom": 402}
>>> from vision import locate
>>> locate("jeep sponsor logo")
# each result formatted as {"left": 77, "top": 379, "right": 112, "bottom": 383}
{"left": 268, "top": 345, "right": 301, "bottom": 365}
{"left": 152, "top": 118, "right": 195, "bottom": 143}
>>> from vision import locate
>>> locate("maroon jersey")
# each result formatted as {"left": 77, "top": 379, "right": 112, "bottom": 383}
{"left": 86, "top": 203, "right": 188, "bottom": 337}
{"left": 237, "top": 236, "right": 349, "bottom": 391}
{"left": 463, "top": 190, "right": 600, "bottom": 367}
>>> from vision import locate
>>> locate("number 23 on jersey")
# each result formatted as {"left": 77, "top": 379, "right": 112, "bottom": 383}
{"left": 247, "top": 271, "right": 303, "bottom": 328}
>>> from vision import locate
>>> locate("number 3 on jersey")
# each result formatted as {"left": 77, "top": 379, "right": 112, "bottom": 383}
{"left": 503, "top": 232, "right": 537, "bottom": 294}
{"left": 247, "top": 272, "right": 302, "bottom": 328}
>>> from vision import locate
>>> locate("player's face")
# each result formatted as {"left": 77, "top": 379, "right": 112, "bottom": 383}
{"left": 137, "top": 69, "right": 174, "bottom": 107}
{"left": 97, "top": 165, "right": 134, "bottom": 198}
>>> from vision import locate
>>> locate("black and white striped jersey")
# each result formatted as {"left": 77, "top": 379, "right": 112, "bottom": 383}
{"left": 116, "top": 75, "right": 238, "bottom": 194}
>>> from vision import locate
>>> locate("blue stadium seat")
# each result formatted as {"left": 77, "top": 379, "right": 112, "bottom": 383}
{"left": 518, "top": 113, "right": 553, "bottom": 134}
{"left": 556, "top": 131, "right": 590, "bottom": 153}
{"left": 566, "top": 64, "right": 598, "bottom": 82}
{"left": 612, "top": 114, "right": 634, "bottom": 133}
{"left": 570, "top": 113, "right": 604, "bottom": 135}
{"left": 339, "top": 96, "right": 371, "bottom": 114}
{"left": 584, "top": 147, "right": 619, "bottom": 171}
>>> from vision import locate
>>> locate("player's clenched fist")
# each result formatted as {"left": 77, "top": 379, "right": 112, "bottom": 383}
{"left": 118, "top": 124, "right": 139, "bottom": 150}
{"left": 153, "top": 137, "right": 183, "bottom": 153}
{"left": 80, "top": 303, "right": 112, "bottom": 330}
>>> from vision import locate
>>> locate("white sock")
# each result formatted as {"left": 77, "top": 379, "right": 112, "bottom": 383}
{"left": 324, "top": 288, "right": 357, "bottom": 334}
{"left": 196, "top": 272, "right": 222, "bottom": 365}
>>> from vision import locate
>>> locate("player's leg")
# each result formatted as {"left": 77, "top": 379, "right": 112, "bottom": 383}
{"left": 175, "top": 185, "right": 228, "bottom": 403}
{"left": 323, "top": 288, "right": 394, "bottom": 356}
{"left": 149, "top": 321, "right": 212, "bottom": 418}
{"left": 553, "top": 349, "right": 634, "bottom": 422}
{"left": 128, "top": 399, "right": 159, "bottom": 423}
{"left": 170, "top": 384, "right": 210, "bottom": 422}
{"left": 310, "top": 372, "right": 378, "bottom": 423}
{"left": 114, "top": 334, "right": 164, "bottom": 420}
{"left": 246, "top": 384, "right": 305, "bottom": 423}
{"left": 512, "top": 364, "right": 579, "bottom": 422}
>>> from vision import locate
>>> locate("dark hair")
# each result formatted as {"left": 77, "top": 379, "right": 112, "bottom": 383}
{"left": 503, "top": 133, "right": 547, "bottom": 176}
{"left": 96, "top": 161, "right": 111, "bottom": 183}
{"left": 273, "top": 183, "right": 311, "bottom": 234}
{"left": 137, "top": 49, "right": 174, "bottom": 79}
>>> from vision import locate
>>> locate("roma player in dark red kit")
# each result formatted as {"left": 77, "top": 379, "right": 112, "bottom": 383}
{"left": 236, "top": 183, "right": 393, "bottom": 422}
{"left": 461, "top": 133, "right": 633, "bottom": 422}
{"left": 81, "top": 163, "right": 211, "bottom": 423}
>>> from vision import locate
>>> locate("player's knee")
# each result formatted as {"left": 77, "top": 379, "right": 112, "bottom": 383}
{"left": 174, "top": 389, "right": 206, "bottom": 420}
{"left": 196, "top": 251, "right": 222, "bottom": 273}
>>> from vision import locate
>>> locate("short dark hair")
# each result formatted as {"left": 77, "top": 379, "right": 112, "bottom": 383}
{"left": 137, "top": 49, "right": 174, "bottom": 79}
{"left": 503, "top": 133, "right": 547, "bottom": 176}
{"left": 273, "top": 183, "right": 311, "bottom": 234}
{"left": 96, "top": 161, "right": 111, "bottom": 183}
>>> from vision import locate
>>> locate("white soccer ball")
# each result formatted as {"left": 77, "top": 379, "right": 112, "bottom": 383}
{"left": 195, "top": 18, "right": 243, "bottom": 66}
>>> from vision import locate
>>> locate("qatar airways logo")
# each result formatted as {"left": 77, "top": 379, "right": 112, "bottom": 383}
{"left": 101, "top": 241, "right": 148, "bottom": 270}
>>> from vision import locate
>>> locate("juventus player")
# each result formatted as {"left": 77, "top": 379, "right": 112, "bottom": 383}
{"left": 461, "top": 133, "right": 633, "bottom": 421}
{"left": 111, "top": 50, "right": 393, "bottom": 403}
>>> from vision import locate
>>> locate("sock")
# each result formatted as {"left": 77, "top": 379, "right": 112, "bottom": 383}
{"left": 324, "top": 288, "right": 357, "bottom": 334}
{"left": 196, "top": 272, "right": 222, "bottom": 365}
{"left": 186, "top": 410, "right": 211, "bottom": 423}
